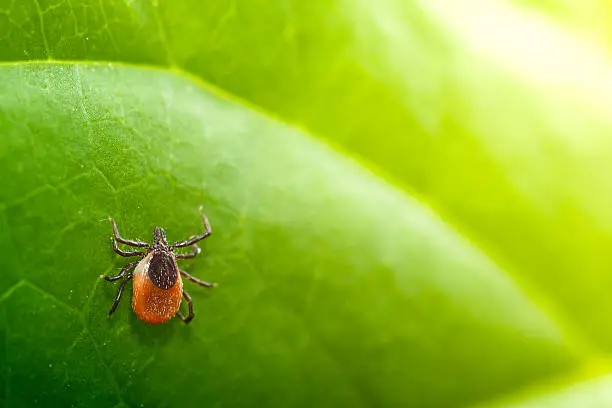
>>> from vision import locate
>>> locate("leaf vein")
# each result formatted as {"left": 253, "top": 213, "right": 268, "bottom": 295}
{"left": 149, "top": 0, "right": 175, "bottom": 67}
{"left": 21, "top": 279, "right": 79, "bottom": 314}
{"left": 31, "top": 0, "right": 51, "bottom": 59}
{"left": 0, "top": 280, "right": 27, "bottom": 304}
{"left": 0, "top": 171, "right": 88, "bottom": 211}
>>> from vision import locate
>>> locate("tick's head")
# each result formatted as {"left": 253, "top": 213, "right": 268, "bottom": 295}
{"left": 153, "top": 226, "right": 168, "bottom": 248}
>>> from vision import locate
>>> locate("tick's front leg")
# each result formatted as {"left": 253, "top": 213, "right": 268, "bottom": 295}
{"left": 112, "top": 238, "right": 146, "bottom": 257}
{"left": 109, "top": 218, "right": 150, "bottom": 248}
{"left": 170, "top": 207, "right": 212, "bottom": 249}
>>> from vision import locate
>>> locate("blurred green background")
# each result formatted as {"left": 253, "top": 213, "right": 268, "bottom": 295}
{"left": 1, "top": 0, "right": 612, "bottom": 407}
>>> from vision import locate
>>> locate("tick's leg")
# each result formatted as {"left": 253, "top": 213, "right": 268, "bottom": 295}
{"left": 175, "top": 244, "right": 200, "bottom": 259}
{"left": 102, "top": 261, "right": 139, "bottom": 282}
{"left": 177, "top": 290, "right": 194, "bottom": 324}
{"left": 170, "top": 206, "right": 212, "bottom": 249}
{"left": 180, "top": 269, "right": 215, "bottom": 288}
{"left": 112, "top": 238, "right": 146, "bottom": 257}
{"left": 108, "top": 272, "right": 134, "bottom": 316}
{"left": 109, "top": 218, "right": 150, "bottom": 248}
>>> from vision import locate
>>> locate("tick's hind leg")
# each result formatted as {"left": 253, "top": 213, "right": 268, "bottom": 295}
{"left": 180, "top": 269, "right": 215, "bottom": 288}
{"left": 108, "top": 272, "right": 134, "bottom": 316}
{"left": 177, "top": 290, "right": 194, "bottom": 324}
{"left": 170, "top": 206, "right": 212, "bottom": 249}
{"left": 109, "top": 218, "right": 150, "bottom": 248}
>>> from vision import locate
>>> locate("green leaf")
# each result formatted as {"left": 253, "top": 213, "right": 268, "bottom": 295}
{"left": 0, "top": 0, "right": 610, "bottom": 407}
{"left": 4, "top": 0, "right": 611, "bottom": 349}
{"left": 0, "top": 62, "right": 575, "bottom": 407}
{"left": 484, "top": 374, "right": 612, "bottom": 408}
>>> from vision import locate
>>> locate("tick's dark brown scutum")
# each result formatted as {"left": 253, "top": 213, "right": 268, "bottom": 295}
{"left": 103, "top": 207, "right": 215, "bottom": 324}
{"left": 148, "top": 251, "right": 179, "bottom": 290}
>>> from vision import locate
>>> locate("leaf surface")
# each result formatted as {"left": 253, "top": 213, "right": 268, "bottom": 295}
{"left": 0, "top": 0, "right": 611, "bottom": 407}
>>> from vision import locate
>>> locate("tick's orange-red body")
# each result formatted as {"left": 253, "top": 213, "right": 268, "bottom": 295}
{"left": 132, "top": 252, "right": 183, "bottom": 324}
{"left": 104, "top": 207, "right": 214, "bottom": 324}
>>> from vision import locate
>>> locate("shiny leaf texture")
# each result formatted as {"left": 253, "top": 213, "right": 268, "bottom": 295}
{"left": 0, "top": 0, "right": 611, "bottom": 407}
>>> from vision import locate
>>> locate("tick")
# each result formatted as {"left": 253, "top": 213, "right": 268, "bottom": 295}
{"left": 102, "top": 206, "right": 215, "bottom": 324}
